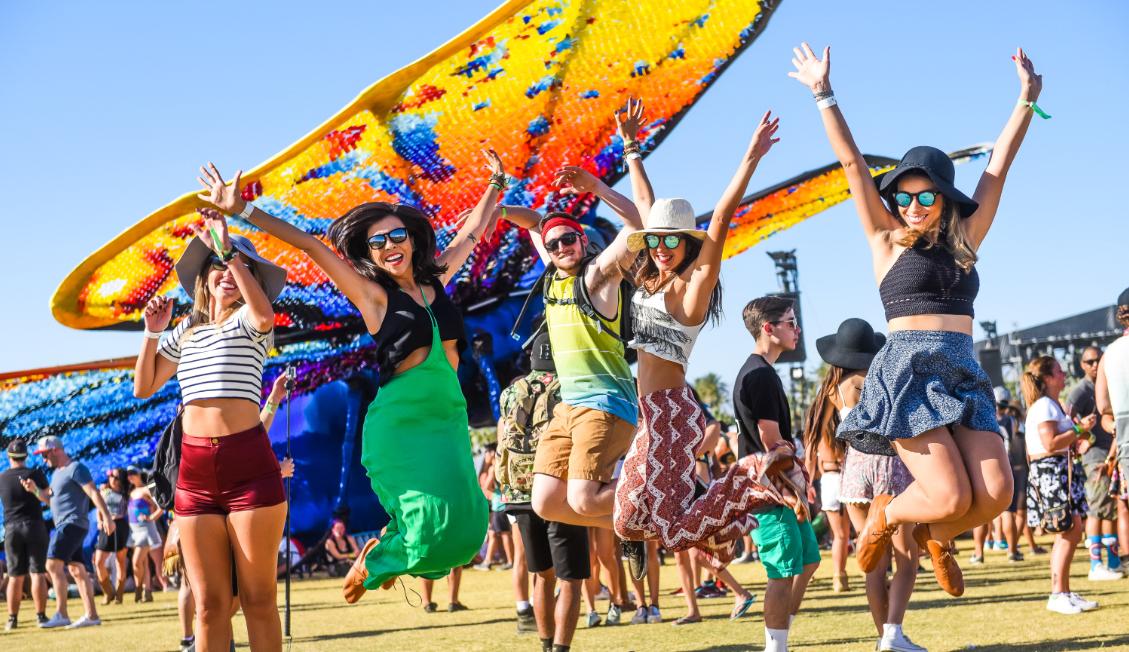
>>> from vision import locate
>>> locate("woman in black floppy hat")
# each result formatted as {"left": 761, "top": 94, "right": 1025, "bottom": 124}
{"left": 806, "top": 319, "right": 924, "bottom": 652}
{"left": 789, "top": 43, "right": 1047, "bottom": 597}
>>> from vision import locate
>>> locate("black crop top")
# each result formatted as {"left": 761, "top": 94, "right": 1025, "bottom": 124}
{"left": 879, "top": 241, "right": 979, "bottom": 321}
{"left": 370, "top": 278, "right": 467, "bottom": 387}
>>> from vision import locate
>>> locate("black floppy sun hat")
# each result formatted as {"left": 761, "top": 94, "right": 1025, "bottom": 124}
{"left": 875, "top": 146, "right": 979, "bottom": 219}
{"left": 816, "top": 318, "right": 886, "bottom": 371}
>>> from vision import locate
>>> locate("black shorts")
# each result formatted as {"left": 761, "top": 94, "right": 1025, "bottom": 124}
{"left": 95, "top": 518, "right": 130, "bottom": 552}
{"left": 508, "top": 506, "right": 589, "bottom": 582}
{"left": 1007, "top": 466, "right": 1028, "bottom": 513}
{"left": 4, "top": 520, "right": 49, "bottom": 575}
{"left": 489, "top": 511, "right": 511, "bottom": 534}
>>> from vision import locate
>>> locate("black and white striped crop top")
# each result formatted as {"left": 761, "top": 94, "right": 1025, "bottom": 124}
{"left": 158, "top": 305, "right": 273, "bottom": 405}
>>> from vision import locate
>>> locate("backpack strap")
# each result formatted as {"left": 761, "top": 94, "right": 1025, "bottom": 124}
{"left": 572, "top": 257, "right": 628, "bottom": 345}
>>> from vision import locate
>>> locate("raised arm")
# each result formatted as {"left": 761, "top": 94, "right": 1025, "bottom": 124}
{"left": 681, "top": 111, "right": 779, "bottom": 324}
{"left": 436, "top": 149, "right": 507, "bottom": 284}
{"left": 552, "top": 166, "right": 642, "bottom": 288}
{"left": 616, "top": 98, "right": 656, "bottom": 220}
{"left": 490, "top": 204, "right": 550, "bottom": 264}
{"left": 963, "top": 47, "right": 1044, "bottom": 249}
{"left": 189, "top": 211, "right": 274, "bottom": 332}
{"left": 197, "top": 163, "right": 388, "bottom": 329}
{"left": 134, "top": 295, "right": 179, "bottom": 399}
{"left": 789, "top": 44, "right": 901, "bottom": 245}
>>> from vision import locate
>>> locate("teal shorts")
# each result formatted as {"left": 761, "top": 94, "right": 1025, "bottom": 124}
{"left": 751, "top": 506, "right": 821, "bottom": 579}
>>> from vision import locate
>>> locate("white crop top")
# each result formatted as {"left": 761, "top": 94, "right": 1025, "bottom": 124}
{"left": 629, "top": 289, "right": 704, "bottom": 372}
{"left": 1024, "top": 396, "right": 1072, "bottom": 456}
{"left": 158, "top": 305, "right": 273, "bottom": 405}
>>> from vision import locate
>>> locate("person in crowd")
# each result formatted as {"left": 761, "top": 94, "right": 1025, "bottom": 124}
{"left": 993, "top": 388, "right": 1029, "bottom": 562}
{"left": 1, "top": 439, "right": 50, "bottom": 630}
{"left": 196, "top": 158, "right": 496, "bottom": 607}
{"left": 626, "top": 539, "right": 661, "bottom": 625}
{"left": 789, "top": 43, "right": 1045, "bottom": 598}
{"left": 1095, "top": 288, "right": 1129, "bottom": 565}
{"left": 135, "top": 207, "right": 287, "bottom": 650}
{"left": 496, "top": 331, "right": 588, "bottom": 652}
{"left": 30, "top": 436, "right": 116, "bottom": 629}
{"left": 815, "top": 320, "right": 924, "bottom": 652}
{"left": 325, "top": 520, "right": 361, "bottom": 575}
{"left": 1022, "top": 356, "right": 1098, "bottom": 614}
{"left": 493, "top": 148, "right": 649, "bottom": 576}
{"left": 420, "top": 567, "right": 467, "bottom": 613}
{"left": 475, "top": 443, "right": 514, "bottom": 571}
{"left": 1066, "top": 346, "right": 1123, "bottom": 579}
{"left": 584, "top": 526, "right": 628, "bottom": 626}
{"left": 93, "top": 467, "right": 131, "bottom": 604}
{"left": 1005, "top": 403, "right": 1048, "bottom": 554}
{"left": 127, "top": 467, "right": 170, "bottom": 600}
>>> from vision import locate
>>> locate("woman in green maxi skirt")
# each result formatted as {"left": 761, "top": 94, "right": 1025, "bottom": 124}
{"left": 360, "top": 296, "right": 486, "bottom": 589}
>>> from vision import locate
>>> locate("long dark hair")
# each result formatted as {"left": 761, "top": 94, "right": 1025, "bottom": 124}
{"left": 108, "top": 467, "right": 130, "bottom": 505}
{"left": 803, "top": 365, "right": 846, "bottom": 469}
{"left": 633, "top": 235, "right": 723, "bottom": 326}
{"left": 326, "top": 202, "right": 447, "bottom": 289}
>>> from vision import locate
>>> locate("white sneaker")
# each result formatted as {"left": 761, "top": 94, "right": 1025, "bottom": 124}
{"left": 1067, "top": 592, "right": 1098, "bottom": 611}
{"left": 880, "top": 625, "right": 927, "bottom": 652}
{"left": 471, "top": 562, "right": 492, "bottom": 571}
{"left": 66, "top": 615, "right": 102, "bottom": 629}
{"left": 38, "top": 613, "right": 71, "bottom": 629}
{"left": 647, "top": 605, "right": 662, "bottom": 624}
{"left": 1088, "top": 565, "right": 1125, "bottom": 581}
{"left": 595, "top": 586, "right": 610, "bottom": 601}
{"left": 631, "top": 607, "right": 648, "bottom": 625}
{"left": 1046, "top": 593, "right": 1082, "bottom": 614}
{"left": 606, "top": 603, "right": 622, "bottom": 626}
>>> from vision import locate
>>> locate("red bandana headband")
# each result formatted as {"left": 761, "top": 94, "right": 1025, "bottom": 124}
{"left": 540, "top": 215, "right": 583, "bottom": 244}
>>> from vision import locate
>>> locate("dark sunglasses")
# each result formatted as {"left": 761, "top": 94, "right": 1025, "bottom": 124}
{"left": 544, "top": 231, "right": 581, "bottom": 253}
{"left": 367, "top": 228, "right": 408, "bottom": 250}
{"left": 894, "top": 190, "right": 939, "bottom": 208}
{"left": 771, "top": 318, "right": 798, "bottom": 329}
{"left": 645, "top": 234, "right": 683, "bottom": 249}
{"left": 1081, "top": 358, "right": 1101, "bottom": 365}
{"left": 206, "top": 254, "right": 253, "bottom": 273}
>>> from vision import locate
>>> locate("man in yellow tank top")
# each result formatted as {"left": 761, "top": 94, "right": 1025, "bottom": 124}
{"left": 498, "top": 168, "right": 644, "bottom": 547}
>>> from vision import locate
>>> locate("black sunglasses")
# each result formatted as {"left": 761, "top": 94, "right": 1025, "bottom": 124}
{"left": 771, "top": 318, "right": 798, "bottom": 329}
{"left": 894, "top": 190, "right": 939, "bottom": 207}
{"left": 645, "top": 234, "right": 683, "bottom": 249}
{"left": 1081, "top": 358, "right": 1101, "bottom": 365}
{"left": 544, "top": 231, "right": 581, "bottom": 253}
{"left": 367, "top": 228, "right": 408, "bottom": 250}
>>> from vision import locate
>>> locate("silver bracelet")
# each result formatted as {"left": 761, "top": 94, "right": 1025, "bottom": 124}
{"left": 238, "top": 201, "right": 255, "bottom": 219}
{"left": 143, "top": 330, "right": 164, "bottom": 340}
{"left": 816, "top": 95, "right": 837, "bottom": 110}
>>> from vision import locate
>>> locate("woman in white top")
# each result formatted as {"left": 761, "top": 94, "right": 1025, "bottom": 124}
{"left": 1021, "top": 356, "right": 1098, "bottom": 615}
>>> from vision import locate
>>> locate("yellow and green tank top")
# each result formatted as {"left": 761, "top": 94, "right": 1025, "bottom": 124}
{"left": 543, "top": 272, "right": 638, "bottom": 425}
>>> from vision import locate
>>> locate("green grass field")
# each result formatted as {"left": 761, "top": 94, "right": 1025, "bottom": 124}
{"left": 4, "top": 537, "right": 1127, "bottom": 652}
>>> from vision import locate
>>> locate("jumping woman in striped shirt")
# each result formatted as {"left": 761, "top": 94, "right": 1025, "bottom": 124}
{"left": 134, "top": 209, "right": 288, "bottom": 652}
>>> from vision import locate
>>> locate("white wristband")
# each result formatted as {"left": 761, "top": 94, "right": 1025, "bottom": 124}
{"left": 239, "top": 201, "right": 255, "bottom": 219}
{"left": 625, "top": 152, "right": 642, "bottom": 162}
{"left": 143, "top": 330, "right": 164, "bottom": 340}
{"left": 816, "top": 95, "right": 837, "bottom": 110}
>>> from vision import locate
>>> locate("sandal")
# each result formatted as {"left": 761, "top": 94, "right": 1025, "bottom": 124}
{"left": 730, "top": 595, "right": 756, "bottom": 620}
{"left": 671, "top": 616, "right": 702, "bottom": 626}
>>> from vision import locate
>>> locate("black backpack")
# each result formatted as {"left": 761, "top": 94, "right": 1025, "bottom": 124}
{"left": 147, "top": 406, "right": 183, "bottom": 511}
{"left": 511, "top": 254, "right": 637, "bottom": 364}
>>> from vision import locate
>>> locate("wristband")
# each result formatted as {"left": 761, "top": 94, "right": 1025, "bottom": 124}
{"left": 1017, "top": 100, "right": 1051, "bottom": 119}
{"left": 143, "top": 330, "right": 164, "bottom": 340}
{"left": 625, "top": 152, "right": 642, "bottom": 161}
{"left": 265, "top": 402, "right": 278, "bottom": 414}
{"left": 816, "top": 95, "right": 838, "bottom": 110}
{"left": 1073, "top": 424, "right": 1083, "bottom": 435}
{"left": 239, "top": 201, "right": 256, "bottom": 219}
{"left": 221, "top": 247, "right": 239, "bottom": 264}
{"left": 501, "top": 206, "right": 507, "bottom": 223}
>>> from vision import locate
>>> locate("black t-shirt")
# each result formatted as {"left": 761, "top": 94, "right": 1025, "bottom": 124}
{"left": 733, "top": 354, "right": 792, "bottom": 458}
{"left": 0, "top": 467, "right": 49, "bottom": 526}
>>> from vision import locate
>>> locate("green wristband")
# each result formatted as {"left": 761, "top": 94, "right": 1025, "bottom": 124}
{"left": 1018, "top": 100, "right": 1051, "bottom": 119}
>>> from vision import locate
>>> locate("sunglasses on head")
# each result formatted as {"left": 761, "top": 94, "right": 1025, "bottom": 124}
{"left": 894, "top": 190, "right": 939, "bottom": 208}
{"left": 367, "top": 228, "right": 408, "bottom": 250}
{"left": 544, "top": 231, "right": 581, "bottom": 253}
{"left": 645, "top": 234, "right": 683, "bottom": 249}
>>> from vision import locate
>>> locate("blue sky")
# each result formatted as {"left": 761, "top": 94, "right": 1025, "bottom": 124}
{"left": 2, "top": 0, "right": 1126, "bottom": 396}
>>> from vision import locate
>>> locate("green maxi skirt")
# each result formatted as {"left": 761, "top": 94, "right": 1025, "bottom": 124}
{"left": 359, "top": 315, "right": 487, "bottom": 589}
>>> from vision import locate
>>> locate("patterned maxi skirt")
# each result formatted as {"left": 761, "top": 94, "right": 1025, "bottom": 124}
{"left": 614, "top": 386, "right": 806, "bottom": 570}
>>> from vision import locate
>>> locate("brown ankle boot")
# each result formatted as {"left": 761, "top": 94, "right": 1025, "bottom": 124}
{"left": 99, "top": 577, "right": 116, "bottom": 605}
{"left": 114, "top": 579, "right": 126, "bottom": 604}
{"left": 913, "top": 523, "right": 964, "bottom": 597}
{"left": 143, "top": 587, "right": 153, "bottom": 603}
{"left": 856, "top": 494, "right": 898, "bottom": 573}
{"left": 343, "top": 537, "right": 380, "bottom": 604}
{"left": 135, "top": 585, "right": 144, "bottom": 603}
{"left": 832, "top": 572, "right": 850, "bottom": 593}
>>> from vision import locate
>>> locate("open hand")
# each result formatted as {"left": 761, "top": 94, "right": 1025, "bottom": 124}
{"left": 143, "top": 296, "right": 174, "bottom": 332}
{"left": 482, "top": 148, "right": 505, "bottom": 177}
{"left": 747, "top": 110, "right": 780, "bottom": 160}
{"left": 1013, "top": 47, "right": 1042, "bottom": 102}
{"left": 787, "top": 42, "right": 831, "bottom": 93}
{"left": 198, "top": 163, "right": 245, "bottom": 214}
{"left": 552, "top": 166, "right": 602, "bottom": 195}
{"left": 190, "top": 209, "right": 232, "bottom": 255}
{"left": 615, "top": 97, "right": 646, "bottom": 142}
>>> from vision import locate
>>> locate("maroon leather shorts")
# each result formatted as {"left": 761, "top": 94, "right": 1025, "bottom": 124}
{"left": 175, "top": 424, "right": 285, "bottom": 516}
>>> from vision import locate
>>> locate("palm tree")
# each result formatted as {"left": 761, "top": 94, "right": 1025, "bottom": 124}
{"left": 693, "top": 373, "right": 734, "bottom": 425}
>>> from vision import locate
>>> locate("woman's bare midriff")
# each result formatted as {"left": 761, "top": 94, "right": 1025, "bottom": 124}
{"left": 637, "top": 353, "right": 686, "bottom": 398}
{"left": 393, "top": 341, "right": 460, "bottom": 376}
{"left": 888, "top": 314, "right": 974, "bottom": 335}
{"left": 183, "top": 399, "right": 264, "bottom": 437}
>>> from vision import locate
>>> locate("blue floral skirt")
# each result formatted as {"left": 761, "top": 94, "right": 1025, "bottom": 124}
{"left": 837, "top": 330, "right": 1000, "bottom": 456}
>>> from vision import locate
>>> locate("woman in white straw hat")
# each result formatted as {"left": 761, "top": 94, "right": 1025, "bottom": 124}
{"left": 134, "top": 209, "right": 289, "bottom": 652}
{"left": 612, "top": 102, "right": 801, "bottom": 618}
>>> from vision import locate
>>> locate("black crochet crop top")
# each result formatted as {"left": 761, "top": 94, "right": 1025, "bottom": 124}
{"left": 370, "top": 278, "right": 467, "bottom": 387}
{"left": 879, "top": 241, "right": 979, "bottom": 321}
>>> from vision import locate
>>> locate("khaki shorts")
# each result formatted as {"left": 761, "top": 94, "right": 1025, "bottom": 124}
{"left": 533, "top": 404, "right": 637, "bottom": 483}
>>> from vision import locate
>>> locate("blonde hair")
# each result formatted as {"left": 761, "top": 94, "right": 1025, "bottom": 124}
{"left": 885, "top": 176, "right": 978, "bottom": 273}
{"left": 184, "top": 258, "right": 268, "bottom": 340}
{"left": 1021, "top": 355, "right": 1058, "bottom": 407}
